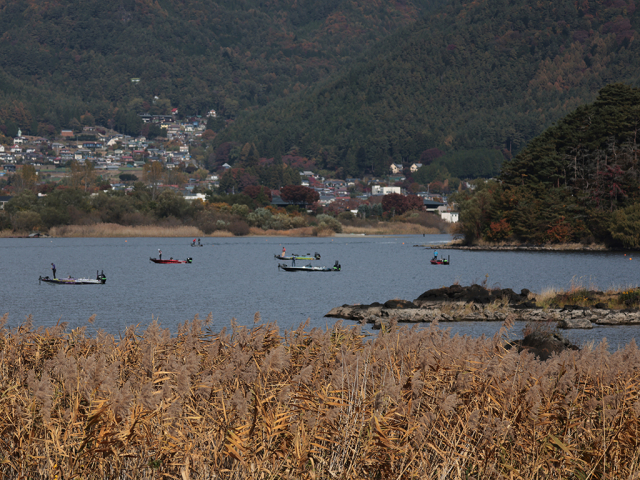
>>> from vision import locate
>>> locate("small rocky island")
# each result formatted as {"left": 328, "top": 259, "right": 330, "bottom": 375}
{"left": 326, "top": 284, "right": 640, "bottom": 330}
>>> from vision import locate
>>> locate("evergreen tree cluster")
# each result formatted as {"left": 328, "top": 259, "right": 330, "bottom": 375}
{"left": 215, "top": 0, "right": 640, "bottom": 178}
{"left": 454, "top": 83, "right": 640, "bottom": 247}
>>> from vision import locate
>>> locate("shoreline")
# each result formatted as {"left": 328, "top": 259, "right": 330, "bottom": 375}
{"left": 418, "top": 242, "right": 613, "bottom": 251}
{"left": 0, "top": 223, "right": 444, "bottom": 238}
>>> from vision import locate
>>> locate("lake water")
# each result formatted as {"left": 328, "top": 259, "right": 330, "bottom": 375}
{"left": 1, "top": 234, "right": 639, "bottom": 349}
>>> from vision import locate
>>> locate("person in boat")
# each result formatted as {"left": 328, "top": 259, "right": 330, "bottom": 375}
{"left": 292, "top": 256, "right": 296, "bottom": 266}
{"left": 158, "top": 249, "right": 162, "bottom": 260}
{"left": 51, "top": 263, "right": 56, "bottom": 278}
{"left": 197, "top": 238, "right": 201, "bottom": 246}
{"left": 282, "top": 247, "right": 286, "bottom": 257}
{"left": 433, "top": 250, "right": 438, "bottom": 260}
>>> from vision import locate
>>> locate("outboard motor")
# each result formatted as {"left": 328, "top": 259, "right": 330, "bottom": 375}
{"left": 187, "top": 257, "right": 193, "bottom": 263}
{"left": 315, "top": 252, "right": 321, "bottom": 259}
{"left": 333, "top": 261, "right": 341, "bottom": 271}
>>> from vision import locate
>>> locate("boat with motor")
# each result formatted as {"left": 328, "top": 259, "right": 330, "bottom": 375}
{"left": 278, "top": 261, "right": 341, "bottom": 272}
{"left": 40, "top": 271, "right": 106, "bottom": 285}
{"left": 274, "top": 252, "right": 321, "bottom": 261}
{"left": 430, "top": 255, "right": 450, "bottom": 265}
{"left": 150, "top": 257, "right": 193, "bottom": 264}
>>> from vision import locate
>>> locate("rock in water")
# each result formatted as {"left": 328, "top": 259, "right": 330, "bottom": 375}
{"left": 507, "top": 331, "right": 579, "bottom": 360}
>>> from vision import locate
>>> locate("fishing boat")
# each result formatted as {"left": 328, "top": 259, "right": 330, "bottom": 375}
{"left": 150, "top": 257, "right": 193, "bottom": 264}
{"left": 430, "top": 256, "right": 450, "bottom": 265}
{"left": 40, "top": 271, "right": 106, "bottom": 285}
{"left": 274, "top": 252, "right": 321, "bottom": 261}
{"left": 278, "top": 261, "right": 341, "bottom": 272}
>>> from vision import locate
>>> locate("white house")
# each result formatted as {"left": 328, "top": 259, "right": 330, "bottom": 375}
{"left": 389, "top": 163, "right": 403, "bottom": 174}
{"left": 440, "top": 212, "right": 459, "bottom": 223}
{"left": 183, "top": 193, "right": 206, "bottom": 202}
{"left": 410, "top": 163, "right": 423, "bottom": 172}
{"left": 371, "top": 185, "right": 401, "bottom": 195}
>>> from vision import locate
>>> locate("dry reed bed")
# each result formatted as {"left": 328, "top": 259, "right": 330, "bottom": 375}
{"left": 1, "top": 314, "right": 640, "bottom": 479}
{"left": 50, "top": 224, "right": 206, "bottom": 238}
{"left": 342, "top": 223, "right": 440, "bottom": 235}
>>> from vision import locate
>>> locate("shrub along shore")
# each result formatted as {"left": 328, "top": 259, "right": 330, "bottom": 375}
{"left": 2, "top": 314, "right": 640, "bottom": 479}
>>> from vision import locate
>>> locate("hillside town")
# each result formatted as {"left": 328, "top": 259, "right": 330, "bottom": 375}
{"left": 0, "top": 112, "right": 459, "bottom": 224}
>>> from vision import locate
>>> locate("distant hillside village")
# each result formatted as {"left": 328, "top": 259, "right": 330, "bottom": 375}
{"left": 0, "top": 111, "right": 459, "bottom": 225}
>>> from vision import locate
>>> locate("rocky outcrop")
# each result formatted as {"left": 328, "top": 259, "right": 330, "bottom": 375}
{"left": 414, "top": 284, "right": 533, "bottom": 306}
{"left": 506, "top": 331, "right": 580, "bottom": 360}
{"left": 325, "top": 284, "right": 640, "bottom": 330}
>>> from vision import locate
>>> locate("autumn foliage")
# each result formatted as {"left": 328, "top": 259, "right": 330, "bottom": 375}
{"left": 381, "top": 193, "right": 424, "bottom": 215}
{"left": 279, "top": 185, "right": 319, "bottom": 204}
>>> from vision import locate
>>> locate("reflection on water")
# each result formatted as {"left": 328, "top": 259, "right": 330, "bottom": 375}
{"left": 0, "top": 234, "right": 638, "bottom": 349}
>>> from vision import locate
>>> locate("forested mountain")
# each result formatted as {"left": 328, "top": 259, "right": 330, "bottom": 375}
{"left": 454, "top": 83, "right": 640, "bottom": 247}
{"left": 0, "top": 0, "right": 445, "bottom": 136}
{"left": 214, "top": 0, "right": 640, "bottom": 178}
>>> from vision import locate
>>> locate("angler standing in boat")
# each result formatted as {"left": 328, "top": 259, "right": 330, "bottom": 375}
{"left": 158, "top": 249, "right": 162, "bottom": 260}
{"left": 51, "top": 263, "right": 56, "bottom": 279}
{"left": 282, "top": 247, "right": 286, "bottom": 256}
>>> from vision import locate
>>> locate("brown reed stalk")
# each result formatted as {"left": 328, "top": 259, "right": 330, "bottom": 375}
{"left": 1, "top": 315, "right": 640, "bottom": 478}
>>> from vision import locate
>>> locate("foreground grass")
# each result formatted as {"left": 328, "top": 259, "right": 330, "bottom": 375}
{"left": 2, "top": 315, "right": 640, "bottom": 479}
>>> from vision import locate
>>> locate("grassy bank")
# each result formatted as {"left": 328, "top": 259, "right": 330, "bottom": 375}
{"left": 2, "top": 315, "right": 640, "bottom": 479}
{"left": 49, "top": 223, "right": 207, "bottom": 238}
{"left": 535, "top": 281, "right": 640, "bottom": 309}
{"left": 3, "top": 222, "right": 442, "bottom": 238}
{"left": 342, "top": 223, "right": 440, "bottom": 235}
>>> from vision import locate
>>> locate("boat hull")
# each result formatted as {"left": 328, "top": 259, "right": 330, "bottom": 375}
{"left": 40, "top": 276, "right": 106, "bottom": 285}
{"left": 279, "top": 265, "right": 333, "bottom": 272}
{"left": 150, "top": 257, "right": 193, "bottom": 264}
{"left": 278, "top": 262, "right": 340, "bottom": 272}
{"left": 274, "top": 253, "right": 321, "bottom": 261}
{"left": 430, "top": 259, "right": 450, "bottom": 265}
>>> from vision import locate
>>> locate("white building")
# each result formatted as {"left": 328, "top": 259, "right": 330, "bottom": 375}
{"left": 440, "top": 212, "right": 459, "bottom": 223}
{"left": 371, "top": 185, "right": 402, "bottom": 195}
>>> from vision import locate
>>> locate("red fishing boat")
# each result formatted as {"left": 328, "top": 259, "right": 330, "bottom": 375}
{"left": 430, "top": 255, "right": 450, "bottom": 265}
{"left": 150, "top": 257, "right": 192, "bottom": 264}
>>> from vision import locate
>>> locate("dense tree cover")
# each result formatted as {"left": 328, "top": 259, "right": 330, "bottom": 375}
{"left": 0, "top": 0, "right": 445, "bottom": 136}
{"left": 453, "top": 83, "right": 640, "bottom": 247}
{"left": 412, "top": 148, "right": 504, "bottom": 187}
{"left": 279, "top": 185, "right": 319, "bottom": 204}
{"left": 216, "top": 0, "right": 640, "bottom": 178}
{"left": 217, "top": 163, "right": 300, "bottom": 193}
{"left": 381, "top": 193, "right": 424, "bottom": 216}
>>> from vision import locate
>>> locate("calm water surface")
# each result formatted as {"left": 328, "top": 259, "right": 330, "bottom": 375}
{"left": 1, "top": 234, "right": 639, "bottom": 349}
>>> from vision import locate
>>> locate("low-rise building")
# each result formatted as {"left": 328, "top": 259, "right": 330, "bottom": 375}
{"left": 371, "top": 185, "right": 401, "bottom": 195}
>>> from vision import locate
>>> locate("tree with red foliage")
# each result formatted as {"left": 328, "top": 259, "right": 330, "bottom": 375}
{"left": 280, "top": 185, "right": 319, "bottom": 204}
{"left": 382, "top": 193, "right": 424, "bottom": 215}
{"left": 243, "top": 185, "right": 272, "bottom": 205}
